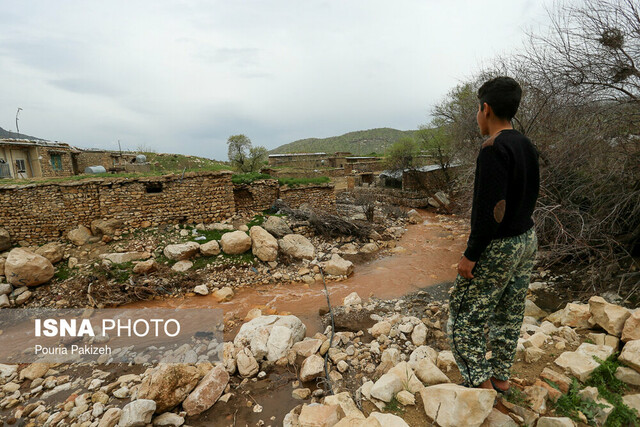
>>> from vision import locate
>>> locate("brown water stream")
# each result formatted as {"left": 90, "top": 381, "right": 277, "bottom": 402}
{"left": 127, "top": 210, "right": 468, "bottom": 338}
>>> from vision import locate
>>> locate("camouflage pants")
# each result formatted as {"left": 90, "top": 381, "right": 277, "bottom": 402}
{"left": 447, "top": 227, "right": 538, "bottom": 387}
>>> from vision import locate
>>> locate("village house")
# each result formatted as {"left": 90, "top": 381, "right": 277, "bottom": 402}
{"left": 0, "top": 138, "right": 148, "bottom": 179}
{"left": 0, "top": 139, "right": 77, "bottom": 179}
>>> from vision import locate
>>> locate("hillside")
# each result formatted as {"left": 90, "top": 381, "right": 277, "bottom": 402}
{"left": 0, "top": 126, "right": 44, "bottom": 140}
{"left": 269, "top": 127, "right": 417, "bottom": 156}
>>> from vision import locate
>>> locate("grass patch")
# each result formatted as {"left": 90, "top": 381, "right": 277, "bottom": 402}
{"left": 586, "top": 355, "right": 640, "bottom": 426}
{"left": 552, "top": 355, "right": 640, "bottom": 426}
{"left": 246, "top": 214, "right": 265, "bottom": 229}
{"left": 554, "top": 378, "right": 608, "bottom": 425}
{"left": 504, "top": 386, "right": 531, "bottom": 408}
{"left": 384, "top": 397, "right": 404, "bottom": 414}
{"left": 277, "top": 176, "right": 330, "bottom": 187}
{"left": 95, "top": 261, "right": 134, "bottom": 283}
{"left": 54, "top": 264, "right": 73, "bottom": 281}
{"left": 231, "top": 172, "right": 273, "bottom": 184}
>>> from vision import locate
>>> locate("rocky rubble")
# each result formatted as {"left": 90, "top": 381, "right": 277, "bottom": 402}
{"left": 0, "top": 209, "right": 409, "bottom": 309}
{"left": 0, "top": 286, "right": 639, "bottom": 426}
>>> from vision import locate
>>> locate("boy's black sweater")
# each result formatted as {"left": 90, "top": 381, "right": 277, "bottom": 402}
{"left": 463, "top": 129, "right": 540, "bottom": 262}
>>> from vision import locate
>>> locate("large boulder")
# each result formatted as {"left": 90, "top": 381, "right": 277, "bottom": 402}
{"left": 619, "top": 340, "right": 640, "bottom": 373}
{"left": 163, "top": 242, "right": 200, "bottom": 261}
{"left": 249, "top": 226, "right": 278, "bottom": 262}
{"left": 323, "top": 254, "right": 354, "bottom": 276}
{"left": 278, "top": 234, "right": 315, "bottom": 260}
{"left": 324, "top": 392, "right": 365, "bottom": 419}
{"left": 0, "top": 228, "right": 10, "bottom": 252}
{"left": 299, "top": 404, "right": 345, "bottom": 427}
{"left": 137, "top": 364, "right": 200, "bottom": 413}
{"left": 182, "top": 365, "right": 229, "bottom": 416}
{"left": 68, "top": 225, "right": 94, "bottom": 246}
{"left": 554, "top": 343, "right": 616, "bottom": 382}
{"left": 622, "top": 311, "right": 640, "bottom": 342}
{"left": 419, "top": 384, "right": 496, "bottom": 427}
{"left": 34, "top": 242, "right": 65, "bottom": 264}
{"left": 199, "top": 240, "right": 221, "bottom": 256}
{"left": 118, "top": 400, "right": 155, "bottom": 427}
{"left": 234, "top": 315, "right": 306, "bottom": 361}
{"left": 4, "top": 248, "right": 54, "bottom": 287}
{"left": 220, "top": 230, "right": 252, "bottom": 255}
{"left": 263, "top": 216, "right": 293, "bottom": 238}
{"left": 411, "top": 358, "right": 450, "bottom": 386}
{"left": 91, "top": 219, "right": 124, "bottom": 236}
{"left": 588, "top": 296, "right": 630, "bottom": 336}
{"left": 370, "top": 372, "right": 403, "bottom": 402}
{"left": 546, "top": 303, "right": 591, "bottom": 329}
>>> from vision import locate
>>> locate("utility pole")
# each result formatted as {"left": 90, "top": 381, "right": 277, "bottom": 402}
{"left": 15, "top": 108, "right": 22, "bottom": 136}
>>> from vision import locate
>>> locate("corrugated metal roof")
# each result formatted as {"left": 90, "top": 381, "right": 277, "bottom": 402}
{"left": 268, "top": 152, "right": 326, "bottom": 157}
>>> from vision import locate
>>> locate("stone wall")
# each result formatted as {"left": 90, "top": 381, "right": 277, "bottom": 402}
{"left": 74, "top": 151, "right": 114, "bottom": 172}
{"left": 38, "top": 148, "right": 74, "bottom": 178}
{"left": 280, "top": 184, "right": 336, "bottom": 213}
{"left": 0, "top": 171, "right": 235, "bottom": 244}
{"left": 233, "top": 179, "right": 279, "bottom": 214}
{"left": 0, "top": 172, "right": 337, "bottom": 245}
{"left": 346, "top": 187, "right": 432, "bottom": 208}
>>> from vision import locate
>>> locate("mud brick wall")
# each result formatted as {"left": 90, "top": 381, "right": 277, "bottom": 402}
{"left": 38, "top": 149, "right": 74, "bottom": 178}
{"left": 0, "top": 171, "right": 235, "bottom": 245}
{"left": 280, "top": 184, "right": 336, "bottom": 213}
{"left": 75, "top": 151, "right": 114, "bottom": 172}
{"left": 233, "top": 179, "right": 279, "bottom": 214}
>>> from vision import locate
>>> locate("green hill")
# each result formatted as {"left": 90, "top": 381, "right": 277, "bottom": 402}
{"left": 270, "top": 128, "right": 417, "bottom": 156}
{"left": 0, "top": 126, "right": 44, "bottom": 140}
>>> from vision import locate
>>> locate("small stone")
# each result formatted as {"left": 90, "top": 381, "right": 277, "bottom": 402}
{"left": 212, "top": 286, "right": 234, "bottom": 302}
{"left": 194, "top": 285, "right": 209, "bottom": 295}
{"left": 396, "top": 390, "right": 415, "bottom": 406}
{"left": 292, "top": 388, "right": 311, "bottom": 400}
{"left": 171, "top": 260, "right": 192, "bottom": 272}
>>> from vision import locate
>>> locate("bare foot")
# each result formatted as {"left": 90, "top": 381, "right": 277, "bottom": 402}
{"left": 477, "top": 379, "right": 494, "bottom": 390}
{"left": 491, "top": 377, "right": 510, "bottom": 392}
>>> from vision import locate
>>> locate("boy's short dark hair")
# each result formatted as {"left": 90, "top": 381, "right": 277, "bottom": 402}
{"left": 477, "top": 76, "right": 522, "bottom": 121}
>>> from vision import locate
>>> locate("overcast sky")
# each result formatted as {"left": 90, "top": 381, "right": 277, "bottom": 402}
{"left": 0, "top": 0, "right": 554, "bottom": 161}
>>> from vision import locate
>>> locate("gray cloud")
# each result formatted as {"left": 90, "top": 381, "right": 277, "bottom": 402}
{"left": 0, "top": 0, "right": 555, "bottom": 161}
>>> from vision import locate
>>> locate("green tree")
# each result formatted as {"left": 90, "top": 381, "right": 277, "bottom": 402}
{"left": 416, "top": 121, "right": 454, "bottom": 182}
{"left": 227, "top": 134, "right": 267, "bottom": 173}
{"left": 384, "top": 137, "right": 419, "bottom": 170}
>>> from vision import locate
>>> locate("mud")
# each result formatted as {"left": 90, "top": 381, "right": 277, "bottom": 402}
{"left": 127, "top": 210, "right": 468, "bottom": 340}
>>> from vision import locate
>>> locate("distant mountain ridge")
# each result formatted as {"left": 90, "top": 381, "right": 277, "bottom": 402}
{"left": 0, "top": 126, "right": 44, "bottom": 141}
{"left": 269, "top": 128, "right": 417, "bottom": 156}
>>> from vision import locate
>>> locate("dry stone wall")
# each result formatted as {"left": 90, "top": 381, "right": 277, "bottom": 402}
{"left": 280, "top": 184, "right": 336, "bottom": 213}
{"left": 0, "top": 171, "right": 235, "bottom": 244}
{"left": 0, "top": 172, "right": 336, "bottom": 245}
{"left": 233, "top": 179, "right": 279, "bottom": 214}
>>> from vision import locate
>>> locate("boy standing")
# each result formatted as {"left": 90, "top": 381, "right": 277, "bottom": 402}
{"left": 447, "top": 76, "right": 539, "bottom": 392}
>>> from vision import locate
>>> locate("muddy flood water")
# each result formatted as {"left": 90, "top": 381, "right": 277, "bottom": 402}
{"left": 128, "top": 210, "right": 468, "bottom": 337}
{"left": 126, "top": 209, "right": 469, "bottom": 426}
